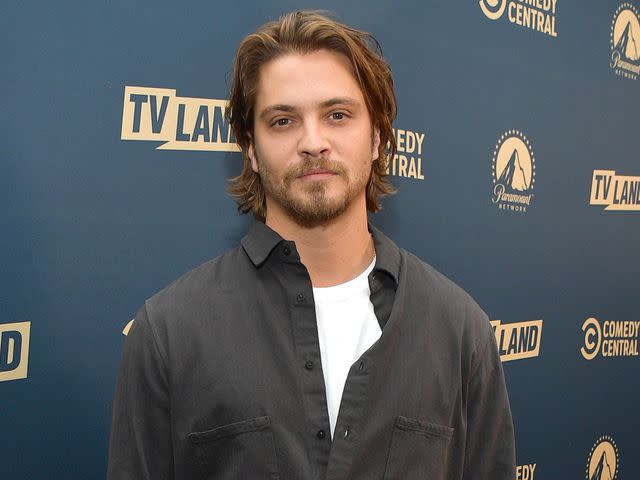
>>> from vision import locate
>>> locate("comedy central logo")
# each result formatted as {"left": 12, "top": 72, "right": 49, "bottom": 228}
{"left": 585, "top": 436, "right": 618, "bottom": 480}
{"left": 610, "top": 3, "right": 640, "bottom": 80}
{"left": 479, "top": 0, "right": 507, "bottom": 20}
{"left": 491, "top": 130, "right": 536, "bottom": 213}
{"left": 121, "top": 86, "right": 241, "bottom": 152}
{"left": 479, "top": 0, "right": 558, "bottom": 37}
{"left": 580, "top": 317, "right": 639, "bottom": 360}
{"left": 387, "top": 128, "right": 426, "bottom": 181}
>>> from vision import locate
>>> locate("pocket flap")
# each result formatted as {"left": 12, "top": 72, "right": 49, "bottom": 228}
{"left": 394, "top": 416, "right": 454, "bottom": 439}
{"left": 188, "top": 415, "right": 271, "bottom": 444}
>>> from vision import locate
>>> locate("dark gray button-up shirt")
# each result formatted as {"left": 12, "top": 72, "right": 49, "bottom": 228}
{"left": 108, "top": 221, "right": 515, "bottom": 480}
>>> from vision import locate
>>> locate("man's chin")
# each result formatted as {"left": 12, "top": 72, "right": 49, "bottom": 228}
{"left": 283, "top": 200, "right": 349, "bottom": 229}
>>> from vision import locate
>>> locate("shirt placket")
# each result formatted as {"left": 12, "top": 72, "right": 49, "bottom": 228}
{"left": 324, "top": 352, "right": 373, "bottom": 479}
{"left": 324, "top": 271, "right": 386, "bottom": 479}
{"left": 279, "top": 242, "right": 333, "bottom": 479}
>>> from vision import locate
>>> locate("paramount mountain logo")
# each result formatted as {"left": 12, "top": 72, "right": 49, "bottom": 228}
{"left": 586, "top": 436, "right": 618, "bottom": 480}
{"left": 611, "top": 3, "right": 640, "bottom": 80}
{"left": 491, "top": 130, "right": 536, "bottom": 213}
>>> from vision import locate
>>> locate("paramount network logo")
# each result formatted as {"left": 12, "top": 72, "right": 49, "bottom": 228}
{"left": 0, "top": 321, "right": 31, "bottom": 382}
{"left": 491, "top": 130, "right": 536, "bottom": 213}
{"left": 610, "top": 3, "right": 640, "bottom": 80}
{"left": 121, "top": 86, "right": 241, "bottom": 152}
{"left": 586, "top": 436, "right": 618, "bottom": 480}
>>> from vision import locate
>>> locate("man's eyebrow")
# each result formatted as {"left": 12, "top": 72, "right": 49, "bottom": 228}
{"left": 257, "top": 97, "right": 360, "bottom": 121}
{"left": 258, "top": 104, "right": 298, "bottom": 121}
{"left": 318, "top": 97, "right": 359, "bottom": 108}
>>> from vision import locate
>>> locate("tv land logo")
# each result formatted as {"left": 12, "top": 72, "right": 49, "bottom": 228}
{"left": 610, "top": 3, "right": 640, "bottom": 80}
{"left": 0, "top": 322, "right": 31, "bottom": 382}
{"left": 491, "top": 130, "right": 536, "bottom": 213}
{"left": 490, "top": 319, "right": 543, "bottom": 362}
{"left": 586, "top": 436, "right": 618, "bottom": 480}
{"left": 121, "top": 86, "right": 241, "bottom": 152}
{"left": 590, "top": 170, "right": 640, "bottom": 211}
{"left": 479, "top": 0, "right": 558, "bottom": 37}
{"left": 580, "top": 317, "right": 639, "bottom": 360}
{"left": 388, "top": 128, "right": 426, "bottom": 181}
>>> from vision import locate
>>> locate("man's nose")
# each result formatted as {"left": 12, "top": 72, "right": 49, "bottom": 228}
{"left": 298, "top": 119, "right": 330, "bottom": 158}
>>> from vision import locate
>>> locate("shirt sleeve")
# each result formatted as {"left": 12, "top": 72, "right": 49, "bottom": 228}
{"left": 463, "top": 318, "right": 516, "bottom": 480}
{"left": 107, "top": 303, "right": 174, "bottom": 480}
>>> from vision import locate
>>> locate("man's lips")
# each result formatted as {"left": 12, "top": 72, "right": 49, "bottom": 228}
{"left": 297, "top": 168, "right": 337, "bottom": 179}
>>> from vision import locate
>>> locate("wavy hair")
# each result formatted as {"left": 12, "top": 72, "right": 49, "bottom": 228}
{"left": 227, "top": 10, "right": 397, "bottom": 221}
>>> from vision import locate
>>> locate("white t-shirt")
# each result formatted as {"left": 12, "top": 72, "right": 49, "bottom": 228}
{"left": 313, "top": 257, "right": 381, "bottom": 438}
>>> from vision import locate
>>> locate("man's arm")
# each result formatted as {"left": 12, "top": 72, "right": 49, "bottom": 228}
{"left": 107, "top": 303, "right": 174, "bottom": 480}
{"left": 463, "top": 319, "right": 516, "bottom": 479}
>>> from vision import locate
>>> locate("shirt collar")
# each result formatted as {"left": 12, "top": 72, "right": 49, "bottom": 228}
{"left": 241, "top": 220, "right": 400, "bottom": 286}
{"left": 369, "top": 223, "right": 400, "bottom": 287}
{"left": 240, "top": 220, "right": 284, "bottom": 267}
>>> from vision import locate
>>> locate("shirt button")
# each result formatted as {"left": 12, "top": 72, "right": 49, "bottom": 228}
{"left": 316, "top": 429, "right": 326, "bottom": 439}
{"left": 344, "top": 426, "right": 350, "bottom": 438}
{"left": 305, "top": 360, "right": 314, "bottom": 370}
{"left": 283, "top": 246, "right": 291, "bottom": 256}
{"left": 359, "top": 360, "right": 366, "bottom": 371}
{"left": 296, "top": 292, "right": 305, "bottom": 302}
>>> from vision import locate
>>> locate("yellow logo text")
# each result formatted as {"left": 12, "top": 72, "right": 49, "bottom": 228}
{"left": 121, "top": 86, "right": 241, "bottom": 152}
{"left": 480, "top": 0, "right": 558, "bottom": 37}
{"left": 387, "top": 128, "right": 426, "bottom": 180}
{"left": 581, "top": 317, "right": 639, "bottom": 360}
{"left": 491, "top": 319, "right": 543, "bottom": 362}
{"left": 590, "top": 170, "right": 640, "bottom": 211}
{"left": 516, "top": 463, "right": 537, "bottom": 480}
{"left": 0, "top": 321, "right": 31, "bottom": 382}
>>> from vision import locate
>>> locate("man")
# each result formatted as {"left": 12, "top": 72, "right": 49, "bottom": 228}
{"left": 108, "top": 10, "right": 515, "bottom": 480}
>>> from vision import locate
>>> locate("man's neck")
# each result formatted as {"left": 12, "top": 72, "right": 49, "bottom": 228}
{"left": 265, "top": 199, "right": 375, "bottom": 288}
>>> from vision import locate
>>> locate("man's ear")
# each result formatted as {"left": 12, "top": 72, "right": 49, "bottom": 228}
{"left": 372, "top": 127, "right": 381, "bottom": 162}
{"left": 248, "top": 137, "right": 258, "bottom": 173}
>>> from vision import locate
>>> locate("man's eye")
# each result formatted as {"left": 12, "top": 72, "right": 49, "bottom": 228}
{"left": 274, "top": 118, "right": 290, "bottom": 127}
{"left": 331, "top": 112, "right": 345, "bottom": 120}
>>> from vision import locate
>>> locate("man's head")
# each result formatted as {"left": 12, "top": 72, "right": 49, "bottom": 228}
{"left": 228, "top": 10, "right": 397, "bottom": 224}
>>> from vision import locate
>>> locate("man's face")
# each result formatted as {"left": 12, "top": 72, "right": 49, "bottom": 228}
{"left": 248, "top": 49, "right": 380, "bottom": 228}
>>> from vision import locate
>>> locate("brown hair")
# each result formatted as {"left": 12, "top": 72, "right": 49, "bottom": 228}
{"left": 227, "top": 10, "right": 397, "bottom": 221}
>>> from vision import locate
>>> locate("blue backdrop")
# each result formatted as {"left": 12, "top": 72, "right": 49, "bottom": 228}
{"left": 3, "top": 1, "right": 639, "bottom": 478}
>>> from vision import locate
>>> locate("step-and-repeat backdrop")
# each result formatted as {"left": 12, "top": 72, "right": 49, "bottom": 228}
{"left": 4, "top": 1, "right": 639, "bottom": 478}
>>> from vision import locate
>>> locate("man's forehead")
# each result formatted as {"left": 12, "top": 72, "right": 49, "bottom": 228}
{"left": 253, "top": 50, "right": 365, "bottom": 110}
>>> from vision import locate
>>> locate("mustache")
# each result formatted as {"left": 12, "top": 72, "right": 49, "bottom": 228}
{"left": 284, "top": 158, "right": 348, "bottom": 183}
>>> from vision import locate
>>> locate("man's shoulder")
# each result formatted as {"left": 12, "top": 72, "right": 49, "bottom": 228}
{"left": 400, "top": 247, "right": 489, "bottom": 325}
{"left": 144, "top": 244, "right": 248, "bottom": 316}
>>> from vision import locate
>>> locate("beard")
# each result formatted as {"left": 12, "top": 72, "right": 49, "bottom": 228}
{"left": 257, "top": 156, "right": 370, "bottom": 229}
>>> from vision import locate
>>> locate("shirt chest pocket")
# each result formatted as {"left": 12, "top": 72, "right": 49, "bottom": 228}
{"left": 383, "top": 416, "right": 454, "bottom": 480}
{"left": 188, "top": 415, "right": 280, "bottom": 480}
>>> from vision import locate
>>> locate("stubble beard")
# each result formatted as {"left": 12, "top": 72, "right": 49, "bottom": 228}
{"left": 258, "top": 157, "right": 370, "bottom": 229}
